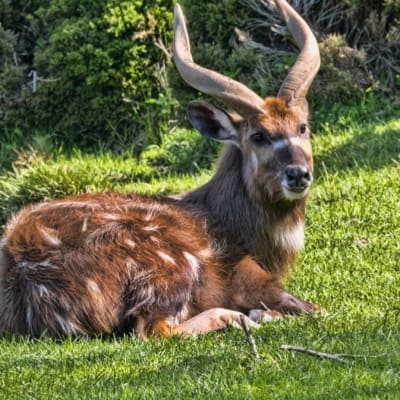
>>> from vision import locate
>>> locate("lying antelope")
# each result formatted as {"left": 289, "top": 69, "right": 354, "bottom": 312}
{"left": 0, "top": 0, "right": 321, "bottom": 338}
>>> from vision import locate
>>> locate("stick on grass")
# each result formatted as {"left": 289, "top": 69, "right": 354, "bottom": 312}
{"left": 240, "top": 314, "right": 260, "bottom": 361}
{"left": 280, "top": 345, "right": 383, "bottom": 364}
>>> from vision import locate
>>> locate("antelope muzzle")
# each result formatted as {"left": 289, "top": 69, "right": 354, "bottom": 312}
{"left": 282, "top": 164, "right": 313, "bottom": 200}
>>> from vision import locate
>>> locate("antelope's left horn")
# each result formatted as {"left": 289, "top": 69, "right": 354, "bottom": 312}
{"left": 274, "top": 0, "right": 320, "bottom": 106}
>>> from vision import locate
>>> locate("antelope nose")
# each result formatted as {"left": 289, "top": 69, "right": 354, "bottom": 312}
{"left": 285, "top": 166, "right": 312, "bottom": 189}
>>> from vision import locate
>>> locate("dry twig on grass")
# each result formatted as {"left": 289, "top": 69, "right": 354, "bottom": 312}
{"left": 280, "top": 345, "right": 383, "bottom": 364}
{"left": 240, "top": 314, "right": 260, "bottom": 362}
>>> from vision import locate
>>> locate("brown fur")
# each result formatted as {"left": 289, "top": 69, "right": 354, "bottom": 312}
{"left": 0, "top": 0, "right": 323, "bottom": 338}
{"left": 0, "top": 96, "right": 318, "bottom": 338}
{"left": 183, "top": 98, "right": 311, "bottom": 273}
{"left": 0, "top": 194, "right": 228, "bottom": 337}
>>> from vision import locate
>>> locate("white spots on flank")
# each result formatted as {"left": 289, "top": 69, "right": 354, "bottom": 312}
{"left": 82, "top": 217, "right": 88, "bottom": 232}
{"left": 99, "top": 213, "right": 120, "bottom": 221}
{"left": 150, "top": 235, "right": 161, "bottom": 245}
{"left": 125, "top": 258, "right": 138, "bottom": 272}
{"left": 157, "top": 251, "right": 176, "bottom": 265}
{"left": 143, "top": 225, "right": 160, "bottom": 232}
{"left": 124, "top": 239, "right": 136, "bottom": 249}
{"left": 251, "top": 151, "right": 258, "bottom": 173}
{"left": 273, "top": 223, "right": 305, "bottom": 252}
{"left": 183, "top": 251, "right": 200, "bottom": 280}
{"left": 87, "top": 279, "right": 101, "bottom": 293}
{"left": 40, "top": 227, "right": 62, "bottom": 246}
{"left": 54, "top": 313, "right": 79, "bottom": 336}
{"left": 197, "top": 247, "right": 213, "bottom": 261}
{"left": 144, "top": 211, "right": 156, "bottom": 222}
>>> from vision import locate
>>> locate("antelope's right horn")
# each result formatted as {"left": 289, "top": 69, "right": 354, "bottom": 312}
{"left": 173, "top": 4, "right": 266, "bottom": 117}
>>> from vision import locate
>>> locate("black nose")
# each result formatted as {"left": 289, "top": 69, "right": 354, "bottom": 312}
{"left": 285, "top": 166, "right": 312, "bottom": 189}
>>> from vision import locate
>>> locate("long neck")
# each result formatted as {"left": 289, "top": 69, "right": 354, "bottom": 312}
{"left": 181, "top": 144, "right": 307, "bottom": 274}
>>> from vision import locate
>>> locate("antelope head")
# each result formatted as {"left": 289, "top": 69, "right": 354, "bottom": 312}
{"left": 173, "top": 0, "right": 320, "bottom": 204}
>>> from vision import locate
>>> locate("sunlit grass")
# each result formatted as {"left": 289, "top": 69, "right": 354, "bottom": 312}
{"left": 0, "top": 96, "right": 399, "bottom": 399}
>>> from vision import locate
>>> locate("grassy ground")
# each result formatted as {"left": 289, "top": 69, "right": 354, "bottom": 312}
{"left": 0, "top": 96, "right": 399, "bottom": 399}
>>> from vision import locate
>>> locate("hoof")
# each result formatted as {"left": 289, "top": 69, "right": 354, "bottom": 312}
{"left": 248, "top": 309, "right": 283, "bottom": 323}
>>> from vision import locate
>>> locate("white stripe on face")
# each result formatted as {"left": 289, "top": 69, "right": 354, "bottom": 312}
{"left": 289, "top": 137, "right": 303, "bottom": 147}
{"left": 251, "top": 151, "right": 258, "bottom": 173}
{"left": 272, "top": 137, "right": 306, "bottom": 151}
{"left": 272, "top": 139, "right": 287, "bottom": 151}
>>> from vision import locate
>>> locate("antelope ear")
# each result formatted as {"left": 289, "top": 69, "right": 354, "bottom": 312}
{"left": 188, "top": 101, "right": 239, "bottom": 142}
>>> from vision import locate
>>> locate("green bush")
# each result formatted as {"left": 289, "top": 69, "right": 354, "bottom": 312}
{"left": 314, "top": 34, "right": 373, "bottom": 102}
{"left": 140, "top": 128, "right": 220, "bottom": 174}
{"left": 0, "top": 0, "right": 176, "bottom": 150}
{"left": 0, "top": 22, "right": 29, "bottom": 130}
{"left": 385, "top": 0, "right": 400, "bottom": 14}
{"left": 1, "top": 0, "right": 398, "bottom": 154}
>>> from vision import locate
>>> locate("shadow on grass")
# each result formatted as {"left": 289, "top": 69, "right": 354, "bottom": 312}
{"left": 314, "top": 117, "right": 399, "bottom": 175}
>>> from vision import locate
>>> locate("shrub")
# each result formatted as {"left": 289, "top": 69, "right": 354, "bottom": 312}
{"left": 0, "top": 0, "right": 176, "bottom": 150}
{"left": 1, "top": 0, "right": 398, "bottom": 155}
{"left": 140, "top": 128, "right": 220, "bottom": 174}
{"left": 0, "top": 22, "right": 29, "bottom": 129}
{"left": 314, "top": 34, "right": 373, "bottom": 102}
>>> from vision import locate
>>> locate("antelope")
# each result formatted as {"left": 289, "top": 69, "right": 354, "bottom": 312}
{"left": 0, "top": 0, "right": 321, "bottom": 339}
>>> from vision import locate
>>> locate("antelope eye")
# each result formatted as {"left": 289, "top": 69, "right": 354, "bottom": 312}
{"left": 299, "top": 123, "right": 308, "bottom": 135}
{"left": 250, "top": 132, "right": 271, "bottom": 145}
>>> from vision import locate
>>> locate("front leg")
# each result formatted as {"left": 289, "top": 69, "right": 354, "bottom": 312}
{"left": 229, "top": 256, "right": 318, "bottom": 314}
{"left": 148, "top": 308, "right": 259, "bottom": 337}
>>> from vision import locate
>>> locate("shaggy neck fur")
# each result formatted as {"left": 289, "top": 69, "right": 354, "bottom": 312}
{"left": 182, "top": 144, "right": 307, "bottom": 274}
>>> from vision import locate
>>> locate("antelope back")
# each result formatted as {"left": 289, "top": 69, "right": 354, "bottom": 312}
{"left": 0, "top": 194, "right": 225, "bottom": 337}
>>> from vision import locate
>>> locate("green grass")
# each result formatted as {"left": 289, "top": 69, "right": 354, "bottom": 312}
{"left": 0, "top": 96, "right": 399, "bottom": 399}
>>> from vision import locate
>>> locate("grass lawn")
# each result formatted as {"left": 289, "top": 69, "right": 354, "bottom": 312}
{"left": 0, "top": 97, "right": 399, "bottom": 399}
